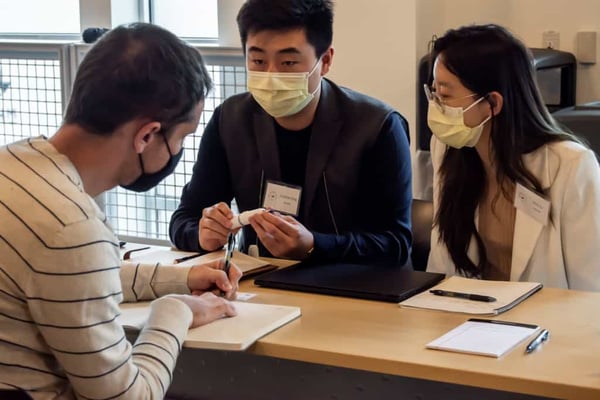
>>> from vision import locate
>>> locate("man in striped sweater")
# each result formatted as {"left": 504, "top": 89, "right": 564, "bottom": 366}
{"left": 0, "top": 24, "right": 241, "bottom": 399}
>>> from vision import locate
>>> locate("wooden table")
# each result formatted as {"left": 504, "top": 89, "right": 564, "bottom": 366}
{"left": 126, "top": 249, "right": 600, "bottom": 399}
{"left": 242, "top": 279, "right": 600, "bottom": 399}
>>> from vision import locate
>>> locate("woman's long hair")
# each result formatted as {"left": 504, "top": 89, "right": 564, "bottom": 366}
{"left": 431, "top": 24, "right": 580, "bottom": 277}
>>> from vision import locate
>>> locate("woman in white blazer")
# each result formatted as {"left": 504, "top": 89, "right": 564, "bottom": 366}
{"left": 424, "top": 24, "right": 600, "bottom": 291}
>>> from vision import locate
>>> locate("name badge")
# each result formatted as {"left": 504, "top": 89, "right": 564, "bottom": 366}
{"left": 514, "top": 182, "right": 550, "bottom": 226}
{"left": 262, "top": 180, "right": 302, "bottom": 216}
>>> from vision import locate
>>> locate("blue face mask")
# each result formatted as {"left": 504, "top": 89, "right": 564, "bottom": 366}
{"left": 121, "top": 134, "right": 183, "bottom": 192}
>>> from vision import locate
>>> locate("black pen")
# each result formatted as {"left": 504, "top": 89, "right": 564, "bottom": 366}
{"left": 220, "top": 232, "right": 236, "bottom": 296}
{"left": 173, "top": 253, "right": 200, "bottom": 264}
{"left": 429, "top": 289, "right": 497, "bottom": 302}
{"left": 122, "top": 246, "right": 151, "bottom": 260}
{"left": 525, "top": 329, "right": 550, "bottom": 354}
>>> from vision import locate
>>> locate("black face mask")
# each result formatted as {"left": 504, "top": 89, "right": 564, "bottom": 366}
{"left": 121, "top": 134, "right": 183, "bottom": 192}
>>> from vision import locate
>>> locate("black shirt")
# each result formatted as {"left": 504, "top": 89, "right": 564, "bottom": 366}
{"left": 274, "top": 122, "right": 312, "bottom": 189}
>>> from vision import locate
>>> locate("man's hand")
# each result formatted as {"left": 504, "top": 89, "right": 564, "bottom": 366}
{"left": 249, "top": 211, "right": 314, "bottom": 259}
{"left": 168, "top": 293, "right": 237, "bottom": 328}
{"left": 187, "top": 259, "right": 242, "bottom": 299}
{"left": 199, "top": 202, "right": 236, "bottom": 251}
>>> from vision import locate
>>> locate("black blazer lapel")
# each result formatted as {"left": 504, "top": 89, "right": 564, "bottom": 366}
{"left": 302, "top": 80, "right": 343, "bottom": 217}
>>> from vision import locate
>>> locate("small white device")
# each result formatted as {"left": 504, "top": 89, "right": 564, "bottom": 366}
{"left": 231, "top": 208, "right": 267, "bottom": 229}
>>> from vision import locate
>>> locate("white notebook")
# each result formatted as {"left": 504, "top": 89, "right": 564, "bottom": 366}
{"left": 427, "top": 318, "right": 539, "bottom": 358}
{"left": 399, "top": 276, "right": 542, "bottom": 315}
{"left": 118, "top": 301, "right": 301, "bottom": 351}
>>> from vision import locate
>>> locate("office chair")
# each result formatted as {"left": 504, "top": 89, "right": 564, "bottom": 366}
{"left": 553, "top": 101, "right": 600, "bottom": 157}
{"left": 410, "top": 199, "right": 433, "bottom": 271}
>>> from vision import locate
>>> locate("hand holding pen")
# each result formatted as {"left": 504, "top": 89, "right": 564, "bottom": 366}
{"left": 185, "top": 243, "right": 241, "bottom": 299}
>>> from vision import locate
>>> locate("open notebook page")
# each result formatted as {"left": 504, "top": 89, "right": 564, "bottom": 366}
{"left": 118, "top": 301, "right": 301, "bottom": 351}
{"left": 427, "top": 319, "right": 539, "bottom": 358}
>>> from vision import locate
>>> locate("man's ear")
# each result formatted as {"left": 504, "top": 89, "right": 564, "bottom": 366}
{"left": 487, "top": 91, "right": 503, "bottom": 116}
{"left": 320, "top": 47, "right": 334, "bottom": 76}
{"left": 132, "top": 122, "right": 161, "bottom": 154}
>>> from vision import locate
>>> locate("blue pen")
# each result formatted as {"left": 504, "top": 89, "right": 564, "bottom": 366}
{"left": 525, "top": 329, "right": 550, "bottom": 354}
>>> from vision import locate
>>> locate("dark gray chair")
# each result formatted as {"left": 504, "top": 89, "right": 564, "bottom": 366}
{"left": 410, "top": 199, "right": 433, "bottom": 271}
{"left": 553, "top": 101, "right": 600, "bottom": 156}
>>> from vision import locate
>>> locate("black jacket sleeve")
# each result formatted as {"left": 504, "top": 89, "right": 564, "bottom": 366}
{"left": 169, "top": 107, "right": 233, "bottom": 251}
{"left": 308, "top": 113, "right": 413, "bottom": 266}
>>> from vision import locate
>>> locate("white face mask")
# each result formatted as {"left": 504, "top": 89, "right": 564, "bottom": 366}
{"left": 427, "top": 96, "right": 491, "bottom": 149}
{"left": 247, "top": 59, "right": 321, "bottom": 118}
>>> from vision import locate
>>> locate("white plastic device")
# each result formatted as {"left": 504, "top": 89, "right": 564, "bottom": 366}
{"left": 231, "top": 208, "right": 267, "bottom": 229}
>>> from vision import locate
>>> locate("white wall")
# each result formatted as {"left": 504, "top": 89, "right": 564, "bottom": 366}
{"left": 327, "top": 0, "right": 418, "bottom": 150}
{"left": 218, "top": 0, "right": 246, "bottom": 47}
{"left": 506, "top": 0, "right": 600, "bottom": 104}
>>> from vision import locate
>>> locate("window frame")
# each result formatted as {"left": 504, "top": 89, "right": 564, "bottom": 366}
{"left": 0, "top": 0, "right": 246, "bottom": 245}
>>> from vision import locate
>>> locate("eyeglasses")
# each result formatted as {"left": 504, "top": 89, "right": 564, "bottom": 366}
{"left": 423, "top": 84, "right": 478, "bottom": 114}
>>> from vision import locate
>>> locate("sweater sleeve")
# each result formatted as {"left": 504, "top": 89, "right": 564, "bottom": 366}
{"left": 27, "top": 222, "right": 192, "bottom": 400}
{"left": 120, "top": 262, "right": 192, "bottom": 302}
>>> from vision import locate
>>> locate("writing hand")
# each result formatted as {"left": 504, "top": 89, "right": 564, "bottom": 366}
{"left": 187, "top": 259, "right": 242, "bottom": 299}
{"left": 168, "top": 292, "right": 237, "bottom": 328}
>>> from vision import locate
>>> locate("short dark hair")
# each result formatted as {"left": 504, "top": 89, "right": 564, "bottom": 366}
{"left": 64, "top": 23, "right": 212, "bottom": 136}
{"left": 237, "top": 0, "right": 334, "bottom": 58}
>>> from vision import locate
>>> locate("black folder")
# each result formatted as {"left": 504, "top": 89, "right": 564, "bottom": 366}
{"left": 254, "top": 262, "right": 445, "bottom": 303}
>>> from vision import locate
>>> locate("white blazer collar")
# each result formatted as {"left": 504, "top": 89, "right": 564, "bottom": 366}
{"left": 468, "top": 145, "right": 555, "bottom": 280}
{"left": 510, "top": 145, "right": 554, "bottom": 280}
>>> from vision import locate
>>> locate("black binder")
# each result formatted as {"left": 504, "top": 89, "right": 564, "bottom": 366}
{"left": 254, "top": 262, "right": 445, "bottom": 303}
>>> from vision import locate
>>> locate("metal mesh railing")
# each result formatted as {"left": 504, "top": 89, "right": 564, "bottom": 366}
{"left": 0, "top": 44, "right": 66, "bottom": 144}
{"left": 0, "top": 41, "right": 246, "bottom": 244}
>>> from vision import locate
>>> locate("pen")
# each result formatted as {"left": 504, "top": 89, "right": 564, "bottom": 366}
{"left": 525, "top": 328, "right": 549, "bottom": 354}
{"left": 173, "top": 253, "right": 201, "bottom": 264}
{"left": 220, "top": 232, "right": 236, "bottom": 296}
{"left": 122, "top": 246, "right": 150, "bottom": 260}
{"left": 429, "top": 289, "right": 497, "bottom": 302}
{"left": 468, "top": 318, "right": 539, "bottom": 329}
